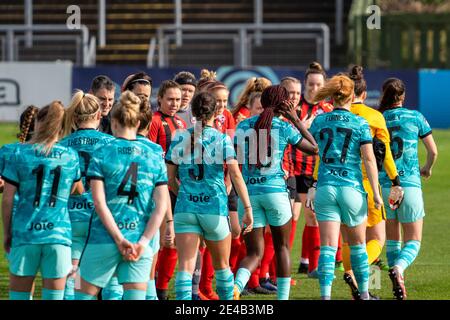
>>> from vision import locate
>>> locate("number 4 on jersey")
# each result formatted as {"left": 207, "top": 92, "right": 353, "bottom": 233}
{"left": 117, "top": 162, "right": 139, "bottom": 205}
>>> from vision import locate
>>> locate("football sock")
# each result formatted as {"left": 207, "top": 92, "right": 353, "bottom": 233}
{"left": 175, "top": 271, "right": 192, "bottom": 300}
{"left": 386, "top": 240, "right": 402, "bottom": 268}
{"left": 42, "top": 288, "right": 65, "bottom": 300}
{"left": 146, "top": 280, "right": 158, "bottom": 300}
{"left": 215, "top": 268, "right": 234, "bottom": 300}
{"left": 395, "top": 240, "right": 421, "bottom": 275}
{"left": 123, "top": 289, "right": 146, "bottom": 300}
{"left": 234, "top": 268, "right": 251, "bottom": 293}
{"left": 276, "top": 277, "right": 291, "bottom": 300}
{"left": 366, "top": 239, "right": 383, "bottom": 265}
{"left": 350, "top": 244, "right": 369, "bottom": 297}
{"left": 318, "top": 246, "right": 337, "bottom": 299}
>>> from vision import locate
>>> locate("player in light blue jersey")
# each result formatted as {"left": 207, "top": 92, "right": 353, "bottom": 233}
{"left": 378, "top": 78, "right": 438, "bottom": 300}
{"left": 60, "top": 90, "right": 114, "bottom": 300}
{"left": 2, "top": 102, "right": 82, "bottom": 300}
{"left": 233, "top": 85, "right": 318, "bottom": 300}
{"left": 166, "top": 92, "right": 253, "bottom": 300}
{"left": 75, "top": 91, "right": 169, "bottom": 300}
{"left": 306, "top": 75, "right": 383, "bottom": 300}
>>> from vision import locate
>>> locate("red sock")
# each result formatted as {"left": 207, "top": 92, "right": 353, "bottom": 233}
{"left": 301, "top": 224, "right": 310, "bottom": 261}
{"left": 229, "top": 238, "right": 241, "bottom": 272}
{"left": 199, "top": 248, "right": 215, "bottom": 294}
{"left": 289, "top": 219, "right": 298, "bottom": 249}
{"left": 336, "top": 233, "right": 342, "bottom": 262}
{"left": 248, "top": 268, "right": 260, "bottom": 289}
{"left": 269, "top": 258, "right": 277, "bottom": 282}
{"left": 259, "top": 232, "right": 275, "bottom": 279}
{"left": 308, "top": 226, "right": 321, "bottom": 273}
{"left": 155, "top": 247, "right": 178, "bottom": 290}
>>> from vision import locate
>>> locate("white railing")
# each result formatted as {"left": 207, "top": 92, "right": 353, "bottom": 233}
{"left": 148, "top": 23, "right": 330, "bottom": 69}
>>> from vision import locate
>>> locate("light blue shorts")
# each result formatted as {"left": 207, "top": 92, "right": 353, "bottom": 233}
{"left": 315, "top": 185, "right": 368, "bottom": 227}
{"left": 149, "top": 229, "right": 160, "bottom": 254}
{"left": 382, "top": 187, "right": 425, "bottom": 223}
{"left": 79, "top": 243, "right": 152, "bottom": 288}
{"left": 238, "top": 192, "right": 292, "bottom": 229}
{"left": 71, "top": 221, "right": 90, "bottom": 260}
{"left": 174, "top": 213, "right": 231, "bottom": 241}
{"left": 9, "top": 244, "right": 72, "bottom": 279}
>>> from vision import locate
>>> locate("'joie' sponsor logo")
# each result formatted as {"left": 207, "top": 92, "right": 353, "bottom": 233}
{"left": 188, "top": 193, "right": 211, "bottom": 203}
{"left": 27, "top": 220, "right": 54, "bottom": 231}
{"left": 117, "top": 219, "right": 138, "bottom": 230}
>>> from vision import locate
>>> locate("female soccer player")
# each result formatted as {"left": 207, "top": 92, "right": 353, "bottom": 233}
{"left": 90, "top": 75, "right": 115, "bottom": 135}
{"left": 341, "top": 66, "right": 403, "bottom": 299}
{"left": 166, "top": 91, "right": 253, "bottom": 300}
{"left": 306, "top": 75, "right": 383, "bottom": 300}
{"left": 174, "top": 71, "right": 198, "bottom": 128}
{"left": 231, "top": 77, "right": 272, "bottom": 124}
{"left": 75, "top": 91, "right": 169, "bottom": 300}
{"left": 149, "top": 80, "right": 185, "bottom": 300}
{"left": 60, "top": 90, "right": 115, "bottom": 300}
{"left": 233, "top": 85, "right": 318, "bottom": 300}
{"left": 2, "top": 101, "right": 81, "bottom": 300}
{"left": 379, "top": 78, "right": 438, "bottom": 300}
{"left": 295, "top": 62, "right": 335, "bottom": 276}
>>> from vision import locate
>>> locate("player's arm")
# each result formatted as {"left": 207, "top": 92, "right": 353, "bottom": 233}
{"left": 133, "top": 184, "right": 170, "bottom": 260}
{"left": 420, "top": 134, "right": 438, "bottom": 179}
{"left": 1, "top": 181, "right": 16, "bottom": 253}
{"left": 0, "top": 178, "right": 4, "bottom": 193}
{"left": 305, "top": 155, "right": 320, "bottom": 211}
{"left": 361, "top": 143, "right": 383, "bottom": 209}
{"left": 377, "top": 118, "right": 399, "bottom": 181}
{"left": 227, "top": 159, "right": 253, "bottom": 235}
{"left": 71, "top": 180, "right": 84, "bottom": 195}
{"left": 166, "top": 163, "right": 179, "bottom": 196}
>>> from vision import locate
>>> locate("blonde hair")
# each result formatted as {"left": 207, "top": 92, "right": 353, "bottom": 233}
{"left": 112, "top": 90, "right": 141, "bottom": 128}
{"left": 197, "top": 69, "right": 217, "bottom": 91}
{"left": 63, "top": 90, "right": 101, "bottom": 137}
{"left": 29, "top": 101, "right": 65, "bottom": 155}
{"left": 232, "top": 77, "right": 272, "bottom": 115}
{"left": 314, "top": 75, "right": 354, "bottom": 107}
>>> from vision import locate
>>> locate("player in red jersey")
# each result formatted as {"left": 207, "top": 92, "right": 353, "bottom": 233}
{"left": 294, "top": 63, "right": 337, "bottom": 277}
{"left": 231, "top": 77, "right": 272, "bottom": 125}
{"left": 149, "top": 80, "right": 186, "bottom": 300}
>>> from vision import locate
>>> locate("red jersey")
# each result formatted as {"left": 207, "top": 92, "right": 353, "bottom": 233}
{"left": 294, "top": 95, "right": 333, "bottom": 176}
{"left": 214, "top": 108, "right": 236, "bottom": 138}
{"left": 149, "top": 111, "right": 186, "bottom": 154}
{"left": 232, "top": 105, "right": 250, "bottom": 124}
{"left": 281, "top": 118, "right": 296, "bottom": 178}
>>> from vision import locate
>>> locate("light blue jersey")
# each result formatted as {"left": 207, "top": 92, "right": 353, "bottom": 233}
{"left": 166, "top": 126, "right": 236, "bottom": 216}
{"left": 380, "top": 108, "right": 432, "bottom": 188}
{"left": 60, "top": 129, "right": 114, "bottom": 222}
{"left": 0, "top": 143, "right": 20, "bottom": 217}
{"left": 87, "top": 137, "right": 167, "bottom": 244}
{"left": 2, "top": 143, "right": 81, "bottom": 247}
{"left": 235, "top": 116, "right": 302, "bottom": 195}
{"left": 309, "top": 109, "right": 373, "bottom": 193}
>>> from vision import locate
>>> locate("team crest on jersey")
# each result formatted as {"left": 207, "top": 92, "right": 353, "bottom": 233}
{"left": 191, "top": 117, "right": 197, "bottom": 124}
{"left": 316, "top": 109, "right": 324, "bottom": 115}
{"left": 176, "top": 119, "right": 184, "bottom": 128}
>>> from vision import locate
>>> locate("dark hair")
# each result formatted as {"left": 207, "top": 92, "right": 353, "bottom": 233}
{"left": 348, "top": 65, "right": 367, "bottom": 97}
{"left": 173, "top": 71, "right": 197, "bottom": 87}
{"left": 254, "top": 85, "right": 290, "bottom": 168}
{"left": 379, "top": 78, "right": 406, "bottom": 113}
{"left": 191, "top": 92, "right": 218, "bottom": 125}
{"left": 122, "top": 72, "right": 153, "bottom": 92}
{"left": 305, "top": 62, "right": 326, "bottom": 83}
{"left": 18, "top": 105, "right": 39, "bottom": 143}
{"left": 157, "top": 80, "right": 181, "bottom": 103}
{"left": 91, "top": 75, "right": 115, "bottom": 93}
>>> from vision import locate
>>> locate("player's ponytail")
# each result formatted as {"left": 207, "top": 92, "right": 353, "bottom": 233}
{"left": 379, "top": 78, "right": 406, "bottom": 113}
{"left": 30, "top": 101, "right": 65, "bottom": 155}
{"left": 63, "top": 90, "right": 101, "bottom": 137}
{"left": 314, "top": 75, "right": 354, "bottom": 107}
{"left": 348, "top": 65, "right": 367, "bottom": 97}
{"left": 190, "top": 92, "right": 218, "bottom": 155}
{"left": 137, "top": 96, "right": 153, "bottom": 132}
{"left": 254, "top": 85, "right": 290, "bottom": 168}
{"left": 18, "top": 105, "right": 39, "bottom": 143}
{"left": 112, "top": 90, "right": 141, "bottom": 128}
{"left": 232, "top": 77, "right": 272, "bottom": 116}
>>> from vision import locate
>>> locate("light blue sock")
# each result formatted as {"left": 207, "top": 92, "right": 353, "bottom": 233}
{"left": 42, "top": 288, "right": 65, "bottom": 300}
{"left": 215, "top": 268, "right": 234, "bottom": 300}
{"left": 318, "top": 246, "right": 337, "bottom": 299}
{"left": 146, "top": 279, "right": 158, "bottom": 300}
{"left": 276, "top": 277, "right": 291, "bottom": 300}
{"left": 175, "top": 271, "right": 193, "bottom": 300}
{"left": 123, "top": 289, "right": 146, "bottom": 300}
{"left": 350, "top": 244, "right": 369, "bottom": 296}
{"left": 74, "top": 291, "right": 96, "bottom": 300}
{"left": 9, "top": 291, "right": 31, "bottom": 300}
{"left": 386, "top": 240, "right": 402, "bottom": 267}
{"left": 234, "top": 268, "right": 251, "bottom": 293}
{"left": 395, "top": 240, "right": 421, "bottom": 274}
{"left": 64, "top": 277, "right": 75, "bottom": 300}
{"left": 102, "top": 276, "right": 123, "bottom": 300}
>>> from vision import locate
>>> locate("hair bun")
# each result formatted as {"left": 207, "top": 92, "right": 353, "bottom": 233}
{"left": 309, "top": 62, "right": 324, "bottom": 72}
{"left": 120, "top": 90, "right": 141, "bottom": 108}
{"left": 200, "top": 69, "right": 216, "bottom": 80}
{"left": 349, "top": 65, "right": 364, "bottom": 81}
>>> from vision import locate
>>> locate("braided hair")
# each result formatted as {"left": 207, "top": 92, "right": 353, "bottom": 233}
{"left": 18, "top": 105, "right": 39, "bottom": 143}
